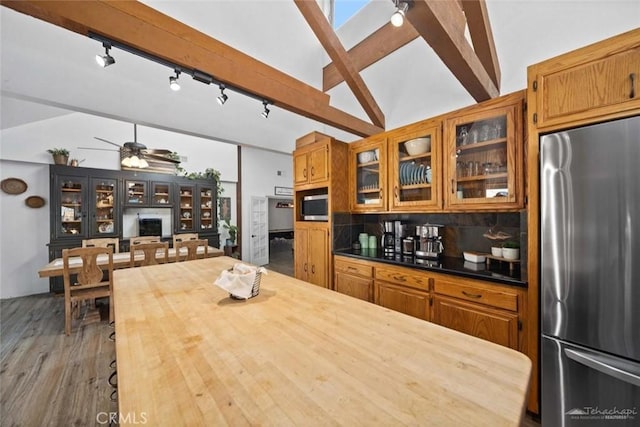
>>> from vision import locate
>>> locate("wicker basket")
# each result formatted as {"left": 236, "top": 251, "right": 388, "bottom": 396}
{"left": 229, "top": 269, "right": 262, "bottom": 300}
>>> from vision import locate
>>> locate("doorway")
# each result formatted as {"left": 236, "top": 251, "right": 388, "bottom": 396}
{"left": 265, "top": 197, "right": 294, "bottom": 276}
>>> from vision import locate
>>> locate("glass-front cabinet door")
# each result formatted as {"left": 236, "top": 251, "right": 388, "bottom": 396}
{"left": 388, "top": 122, "right": 441, "bottom": 211}
{"left": 178, "top": 184, "right": 196, "bottom": 232}
{"left": 125, "top": 179, "right": 148, "bottom": 206}
{"left": 91, "top": 178, "right": 118, "bottom": 237}
{"left": 151, "top": 181, "right": 172, "bottom": 206}
{"left": 445, "top": 102, "right": 523, "bottom": 209}
{"left": 350, "top": 136, "right": 387, "bottom": 212}
{"left": 198, "top": 184, "right": 215, "bottom": 232}
{"left": 54, "top": 175, "right": 88, "bottom": 239}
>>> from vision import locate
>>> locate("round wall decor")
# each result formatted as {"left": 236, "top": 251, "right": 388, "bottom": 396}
{"left": 25, "top": 195, "right": 46, "bottom": 208}
{"left": 1, "top": 177, "right": 28, "bottom": 195}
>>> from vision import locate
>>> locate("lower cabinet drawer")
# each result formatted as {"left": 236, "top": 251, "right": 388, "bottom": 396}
{"left": 375, "top": 267, "right": 430, "bottom": 292}
{"left": 433, "top": 279, "right": 518, "bottom": 312}
{"left": 335, "top": 273, "right": 373, "bottom": 302}
{"left": 334, "top": 257, "right": 373, "bottom": 278}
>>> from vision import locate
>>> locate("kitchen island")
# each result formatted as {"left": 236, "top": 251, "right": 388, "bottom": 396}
{"left": 113, "top": 256, "right": 531, "bottom": 426}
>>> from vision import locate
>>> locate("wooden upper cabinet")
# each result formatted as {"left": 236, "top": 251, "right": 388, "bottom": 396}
{"left": 388, "top": 121, "right": 442, "bottom": 211}
{"left": 294, "top": 143, "right": 329, "bottom": 187}
{"left": 529, "top": 29, "right": 640, "bottom": 129}
{"left": 349, "top": 136, "right": 387, "bottom": 212}
{"left": 444, "top": 91, "right": 525, "bottom": 210}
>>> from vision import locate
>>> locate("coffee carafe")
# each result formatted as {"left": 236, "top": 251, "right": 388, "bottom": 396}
{"left": 382, "top": 221, "right": 395, "bottom": 255}
{"left": 415, "top": 224, "right": 444, "bottom": 259}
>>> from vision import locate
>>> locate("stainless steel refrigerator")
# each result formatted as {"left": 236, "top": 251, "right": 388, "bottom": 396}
{"left": 540, "top": 115, "right": 640, "bottom": 426}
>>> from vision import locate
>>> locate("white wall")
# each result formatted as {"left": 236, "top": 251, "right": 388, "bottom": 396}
{"left": 0, "top": 161, "right": 51, "bottom": 298}
{"left": 0, "top": 112, "right": 239, "bottom": 298}
{"left": 240, "top": 147, "right": 293, "bottom": 263}
{"left": 268, "top": 198, "right": 294, "bottom": 231}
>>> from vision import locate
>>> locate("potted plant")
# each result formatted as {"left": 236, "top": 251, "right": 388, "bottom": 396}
{"left": 502, "top": 241, "right": 520, "bottom": 260}
{"left": 47, "top": 148, "right": 70, "bottom": 165}
{"left": 223, "top": 219, "right": 238, "bottom": 246}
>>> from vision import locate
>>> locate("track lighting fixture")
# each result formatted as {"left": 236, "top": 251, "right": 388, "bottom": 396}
{"left": 95, "top": 42, "right": 115, "bottom": 68}
{"left": 169, "top": 69, "right": 181, "bottom": 91}
{"left": 217, "top": 85, "right": 228, "bottom": 105}
{"left": 261, "top": 100, "right": 270, "bottom": 119}
{"left": 390, "top": 1, "right": 410, "bottom": 27}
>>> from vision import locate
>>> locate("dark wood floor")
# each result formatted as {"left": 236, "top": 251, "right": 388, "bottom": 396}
{"left": 1, "top": 294, "right": 116, "bottom": 426}
{"left": 265, "top": 238, "right": 294, "bottom": 276}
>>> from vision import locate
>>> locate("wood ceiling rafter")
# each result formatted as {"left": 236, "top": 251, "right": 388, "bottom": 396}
{"left": 406, "top": 0, "right": 499, "bottom": 101}
{"left": 323, "top": 22, "right": 419, "bottom": 92}
{"left": 0, "top": 0, "right": 384, "bottom": 137}
{"left": 294, "top": 0, "right": 385, "bottom": 129}
{"left": 322, "top": 0, "right": 500, "bottom": 102}
{"left": 461, "top": 0, "right": 501, "bottom": 90}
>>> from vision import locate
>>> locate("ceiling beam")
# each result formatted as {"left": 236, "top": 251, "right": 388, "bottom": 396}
{"left": 461, "top": 0, "right": 501, "bottom": 90}
{"left": 0, "top": 0, "right": 384, "bottom": 137}
{"left": 406, "top": 0, "right": 499, "bottom": 101}
{"left": 323, "top": 22, "right": 419, "bottom": 92}
{"left": 294, "top": 0, "right": 385, "bottom": 129}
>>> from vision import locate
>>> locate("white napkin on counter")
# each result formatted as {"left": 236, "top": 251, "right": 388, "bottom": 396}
{"left": 214, "top": 263, "right": 267, "bottom": 299}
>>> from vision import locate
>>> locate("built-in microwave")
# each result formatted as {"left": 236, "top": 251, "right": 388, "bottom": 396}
{"left": 301, "top": 194, "right": 328, "bottom": 221}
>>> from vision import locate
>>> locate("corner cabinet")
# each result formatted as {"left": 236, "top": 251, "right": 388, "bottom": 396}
{"left": 444, "top": 91, "right": 525, "bottom": 210}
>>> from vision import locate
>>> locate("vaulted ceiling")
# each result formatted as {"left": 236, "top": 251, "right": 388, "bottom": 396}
{"left": 1, "top": 1, "right": 638, "bottom": 154}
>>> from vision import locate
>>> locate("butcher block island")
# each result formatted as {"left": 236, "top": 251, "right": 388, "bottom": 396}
{"left": 113, "top": 256, "right": 531, "bottom": 426}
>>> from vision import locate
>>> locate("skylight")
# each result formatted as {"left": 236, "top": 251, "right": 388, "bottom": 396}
{"left": 333, "top": 0, "right": 370, "bottom": 29}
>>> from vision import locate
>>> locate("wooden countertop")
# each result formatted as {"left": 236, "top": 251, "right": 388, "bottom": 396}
{"left": 113, "top": 256, "right": 531, "bottom": 426}
{"left": 38, "top": 246, "right": 223, "bottom": 278}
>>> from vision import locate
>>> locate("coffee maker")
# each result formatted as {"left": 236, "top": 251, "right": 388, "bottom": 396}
{"left": 415, "top": 224, "right": 444, "bottom": 259}
{"left": 394, "top": 221, "right": 406, "bottom": 254}
{"left": 382, "top": 221, "right": 395, "bottom": 256}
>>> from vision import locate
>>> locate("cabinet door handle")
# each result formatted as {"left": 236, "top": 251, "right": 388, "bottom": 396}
{"left": 451, "top": 179, "right": 455, "bottom": 193}
{"left": 311, "top": 166, "right": 315, "bottom": 177}
{"left": 347, "top": 266, "right": 358, "bottom": 272}
{"left": 630, "top": 73, "right": 636, "bottom": 99}
{"left": 394, "top": 186, "right": 398, "bottom": 200}
{"left": 379, "top": 188, "right": 384, "bottom": 200}
{"left": 462, "top": 290, "right": 482, "bottom": 299}
{"left": 304, "top": 263, "right": 308, "bottom": 272}
{"left": 393, "top": 275, "right": 406, "bottom": 282}
{"left": 311, "top": 265, "right": 315, "bottom": 274}
{"left": 303, "top": 168, "right": 307, "bottom": 178}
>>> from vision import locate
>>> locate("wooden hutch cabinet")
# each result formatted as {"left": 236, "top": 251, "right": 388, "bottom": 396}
{"left": 47, "top": 164, "right": 219, "bottom": 292}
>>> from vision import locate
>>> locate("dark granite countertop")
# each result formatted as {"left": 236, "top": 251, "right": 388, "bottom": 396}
{"left": 334, "top": 249, "right": 527, "bottom": 288}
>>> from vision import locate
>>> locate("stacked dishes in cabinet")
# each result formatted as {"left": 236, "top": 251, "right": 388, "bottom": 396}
{"left": 396, "top": 137, "right": 432, "bottom": 203}
{"left": 179, "top": 188, "right": 193, "bottom": 231}
{"left": 356, "top": 149, "right": 381, "bottom": 205}
{"left": 200, "top": 188, "right": 214, "bottom": 230}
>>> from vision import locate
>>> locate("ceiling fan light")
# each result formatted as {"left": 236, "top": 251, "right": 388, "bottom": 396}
{"left": 139, "top": 158, "right": 149, "bottom": 168}
{"left": 391, "top": 2, "right": 409, "bottom": 27}
{"left": 121, "top": 156, "right": 133, "bottom": 167}
{"left": 129, "top": 155, "right": 141, "bottom": 168}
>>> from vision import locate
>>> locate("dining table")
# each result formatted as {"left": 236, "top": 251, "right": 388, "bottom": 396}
{"left": 37, "top": 246, "right": 223, "bottom": 278}
{"left": 113, "top": 256, "right": 532, "bottom": 426}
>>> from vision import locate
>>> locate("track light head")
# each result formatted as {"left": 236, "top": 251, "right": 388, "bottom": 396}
{"left": 169, "top": 69, "right": 181, "bottom": 91}
{"left": 217, "top": 85, "right": 228, "bottom": 105}
{"left": 96, "top": 43, "right": 115, "bottom": 68}
{"left": 391, "top": 1, "right": 410, "bottom": 27}
{"left": 261, "top": 100, "right": 270, "bottom": 119}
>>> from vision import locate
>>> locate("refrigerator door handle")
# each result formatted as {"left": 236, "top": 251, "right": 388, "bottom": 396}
{"left": 565, "top": 348, "right": 640, "bottom": 387}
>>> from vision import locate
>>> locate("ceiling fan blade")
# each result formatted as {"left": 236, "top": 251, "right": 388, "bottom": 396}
{"left": 94, "top": 137, "right": 122, "bottom": 148}
{"left": 144, "top": 153, "right": 181, "bottom": 164}
{"left": 78, "top": 146, "right": 120, "bottom": 152}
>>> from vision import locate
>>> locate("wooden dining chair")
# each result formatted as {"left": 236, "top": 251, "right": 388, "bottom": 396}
{"left": 172, "top": 233, "right": 199, "bottom": 248}
{"left": 130, "top": 241, "right": 169, "bottom": 267}
{"left": 175, "top": 239, "right": 208, "bottom": 261}
{"left": 62, "top": 246, "right": 113, "bottom": 336}
{"left": 130, "top": 236, "right": 162, "bottom": 245}
{"left": 82, "top": 237, "right": 120, "bottom": 253}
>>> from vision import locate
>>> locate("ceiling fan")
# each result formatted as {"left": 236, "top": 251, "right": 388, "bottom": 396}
{"left": 79, "top": 123, "right": 180, "bottom": 169}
